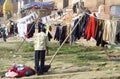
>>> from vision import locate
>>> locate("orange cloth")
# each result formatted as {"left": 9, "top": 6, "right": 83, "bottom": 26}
{"left": 85, "top": 16, "right": 95, "bottom": 40}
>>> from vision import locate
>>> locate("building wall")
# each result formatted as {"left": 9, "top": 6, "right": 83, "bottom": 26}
{"left": 84, "top": 0, "right": 120, "bottom": 10}
{"left": 1, "top": 0, "right": 120, "bottom": 13}
{"left": 69, "top": 0, "right": 73, "bottom": 8}
{"left": 84, "top": 0, "right": 98, "bottom": 9}
{"left": 105, "top": 0, "right": 120, "bottom": 5}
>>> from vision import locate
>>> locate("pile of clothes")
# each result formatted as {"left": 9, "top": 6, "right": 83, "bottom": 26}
{"left": 2, "top": 64, "right": 35, "bottom": 78}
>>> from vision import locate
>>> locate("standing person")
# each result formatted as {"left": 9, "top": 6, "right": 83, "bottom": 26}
{"left": 0, "top": 24, "right": 7, "bottom": 42}
{"left": 33, "top": 27, "right": 48, "bottom": 75}
{"left": 1, "top": 27, "right": 7, "bottom": 42}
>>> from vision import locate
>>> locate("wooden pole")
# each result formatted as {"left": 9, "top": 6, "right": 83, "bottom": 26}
{"left": 49, "top": 14, "right": 84, "bottom": 65}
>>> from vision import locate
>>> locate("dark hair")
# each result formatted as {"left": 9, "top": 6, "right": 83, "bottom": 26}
{"left": 38, "top": 27, "right": 46, "bottom": 33}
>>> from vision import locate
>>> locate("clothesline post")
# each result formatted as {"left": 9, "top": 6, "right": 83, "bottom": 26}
{"left": 49, "top": 14, "right": 84, "bottom": 65}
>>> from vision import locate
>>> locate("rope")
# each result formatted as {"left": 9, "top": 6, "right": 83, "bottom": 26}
{"left": 49, "top": 14, "right": 84, "bottom": 65}
{"left": 14, "top": 6, "right": 72, "bottom": 54}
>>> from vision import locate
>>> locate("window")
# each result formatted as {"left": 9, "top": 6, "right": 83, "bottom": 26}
{"left": 110, "top": 5, "right": 120, "bottom": 18}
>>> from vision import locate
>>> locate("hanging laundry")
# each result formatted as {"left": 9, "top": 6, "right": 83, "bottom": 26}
{"left": 26, "top": 22, "right": 35, "bottom": 38}
{"left": 46, "top": 16, "right": 50, "bottom": 21}
{"left": 94, "top": 19, "right": 108, "bottom": 47}
{"left": 41, "top": 17, "right": 47, "bottom": 24}
{"left": 115, "top": 21, "right": 120, "bottom": 43}
{"left": 17, "top": 21, "right": 27, "bottom": 38}
{"left": 54, "top": 24, "right": 67, "bottom": 45}
{"left": 103, "top": 20, "right": 117, "bottom": 44}
{"left": 85, "top": 16, "right": 95, "bottom": 40}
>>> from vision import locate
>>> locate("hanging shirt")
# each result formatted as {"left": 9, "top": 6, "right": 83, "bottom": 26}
{"left": 46, "top": 16, "right": 50, "bottom": 21}
{"left": 41, "top": 17, "right": 47, "bottom": 24}
{"left": 26, "top": 22, "right": 35, "bottom": 38}
{"left": 17, "top": 21, "right": 27, "bottom": 38}
{"left": 103, "top": 20, "right": 117, "bottom": 44}
{"left": 85, "top": 16, "right": 95, "bottom": 40}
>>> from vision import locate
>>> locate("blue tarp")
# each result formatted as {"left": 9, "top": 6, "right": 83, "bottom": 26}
{"left": 22, "top": 1, "right": 55, "bottom": 10}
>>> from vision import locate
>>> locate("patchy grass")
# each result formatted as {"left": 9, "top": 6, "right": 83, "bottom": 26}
{"left": 0, "top": 41, "right": 119, "bottom": 76}
{"left": 21, "top": 42, "right": 34, "bottom": 52}
{"left": 47, "top": 43, "right": 108, "bottom": 66}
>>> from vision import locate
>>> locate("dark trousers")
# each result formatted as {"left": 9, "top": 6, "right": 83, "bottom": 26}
{"left": 35, "top": 50, "right": 45, "bottom": 74}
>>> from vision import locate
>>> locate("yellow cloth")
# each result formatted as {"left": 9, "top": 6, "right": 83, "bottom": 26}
{"left": 103, "top": 20, "right": 117, "bottom": 44}
{"left": 45, "top": 25, "right": 50, "bottom": 35}
{"left": 3, "top": 0, "right": 13, "bottom": 15}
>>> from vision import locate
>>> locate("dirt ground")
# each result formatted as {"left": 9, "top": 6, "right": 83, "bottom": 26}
{"left": 0, "top": 36, "right": 120, "bottom": 79}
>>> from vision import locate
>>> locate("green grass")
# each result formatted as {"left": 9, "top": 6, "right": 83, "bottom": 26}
{"left": 46, "top": 43, "right": 109, "bottom": 66}
{"left": 0, "top": 41, "right": 119, "bottom": 76}
{"left": 21, "top": 42, "right": 34, "bottom": 52}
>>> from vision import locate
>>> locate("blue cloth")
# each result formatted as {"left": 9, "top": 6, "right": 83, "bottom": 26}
{"left": 23, "top": 1, "right": 54, "bottom": 10}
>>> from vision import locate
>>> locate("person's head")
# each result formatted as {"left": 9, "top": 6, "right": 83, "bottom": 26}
{"left": 39, "top": 27, "right": 45, "bottom": 33}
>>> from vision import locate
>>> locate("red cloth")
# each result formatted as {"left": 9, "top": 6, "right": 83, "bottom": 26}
{"left": 18, "top": 67, "right": 35, "bottom": 76}
{"left": 85, "top": 16, "right": 95, "bottom": 40}
{"left": 7, "top": 65, "right": 35, "bottom": 78}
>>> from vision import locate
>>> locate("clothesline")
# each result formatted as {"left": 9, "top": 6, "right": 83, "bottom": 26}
{"left": 84, "top": 11, "right": 120, "bottom": 21}
{"left": 49, "top": 14, "right": 84, "bottom": 65}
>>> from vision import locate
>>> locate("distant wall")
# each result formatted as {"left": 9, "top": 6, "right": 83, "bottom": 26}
{"left": 105, "top": 0, "right": 120, "bottom": 5}
{"left": 55, "top": 0, "right": 64, "bottom": 9}
{"left": 84, "top": 0, "right": 120, "bottom": 10}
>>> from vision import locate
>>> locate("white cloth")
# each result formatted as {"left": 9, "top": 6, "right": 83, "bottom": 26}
{"left": 17, "top": 21, "right": 26, "bottom": 38}
{"left": 103, "top": 20, "right": 117, "bottom": 44}
{"left": 42, "top": 17, "right": 47, "bottom": 24}
{"left": 16, "top": 12, "right": 38, "bottom": 38}
{"left": 16, "top": 12, "right": 38, "bottom": 23}
{"left": 98, "top": 5, "right": 104, "bottom": 13}
{"left": 5, "top": 71, "right": 18, "bottom": 78}
{"left": 46, "top": 16, "right": 50, "bottom": 21}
